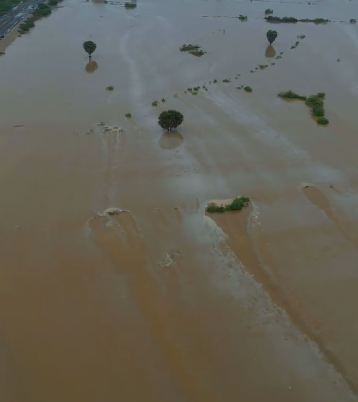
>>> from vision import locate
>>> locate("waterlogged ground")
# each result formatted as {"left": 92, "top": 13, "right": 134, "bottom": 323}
{"left": 0, "top": 0, "right": 358, "bottom": 401}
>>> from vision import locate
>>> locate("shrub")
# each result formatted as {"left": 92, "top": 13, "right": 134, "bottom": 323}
{"left": 278, "top": 90, "right": 306, "bottom": 100}
{"left": 244, "top": 86, "right": 252, "bottom": 92}
{"left": 305, "top": 94, "right": 324, "bottom": 109}
{"left": 152, "top": 101, "right": 158, "bottom": 107}
{"left": 125, "top": 113, "right": 132, "bottom": 118}
{"left": 19, "top": 18, "right": 35, "bottom": 33}
{"left": 206, "top": 196, "right": 250, "bottom": 213}
{"left": 317, "top": 117, "right": 329, "bottom": 125}
{"left": 265, "top": 16, "right": 298, "bottom": 23}
{"left": 180, "top": 44, "right": 200, "bottom": 52}
{"left": 312, "top": 105, "right": 324, "bottom": 117}
{"left": 229, "top": 196, "right": 250, "bottom": 210}
{"left": 106, "top": 86, "right": 114, "bottom": 91}
{"left": 125, "top": 2, "right": 136, "bottom": 9}
{"left": 206, "top": 203, "right": 226, "bottom": 213}
{"left": 279, "top": 90, "right": 329, "bottom": 125}
{"left": 180, "top": 44, "right": 206, "bottom": 56}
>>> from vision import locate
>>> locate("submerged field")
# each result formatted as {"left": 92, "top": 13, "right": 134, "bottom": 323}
{"left": 0, "top": 0, "right": 357, "bottom": 401}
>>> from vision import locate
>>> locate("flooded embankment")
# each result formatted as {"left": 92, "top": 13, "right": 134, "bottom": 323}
{"left": 0, "top": 0, "right": 357, "bottom": 401}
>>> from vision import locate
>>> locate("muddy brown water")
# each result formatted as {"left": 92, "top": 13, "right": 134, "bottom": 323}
{"left": 0, "top": 0, "right": 358, "bottom": 401}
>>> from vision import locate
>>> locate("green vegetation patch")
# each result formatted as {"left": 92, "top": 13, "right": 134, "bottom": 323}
{"left": 278, "top": 90, "right": 306, "bottom": 101}
{"left": 265, "top": 15, "right": 329, "bottom": 24}
{"left": 206, "top": 196, "right": 250, "bottom": 213}
{"left": 278, "top": 90, "right": 329, "bottom": 125}
{"left": 180, "top": 43, "right": 206, "bottom": 57}
{"left": 0, "top": 0, "right": 22, "bottom": 16}
{"left": 18, "top": 1, "right": 63, "bottom": 34}
{"left": 124, "top": 2, "right": 136, "bottom": 9}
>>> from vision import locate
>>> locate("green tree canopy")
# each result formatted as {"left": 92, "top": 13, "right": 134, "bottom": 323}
{"left": 158, "top": 110, "right": 184, "bottom": 131}
{"left": 83, "top": 41, "right": 97, "bottom": 58}
{"left": 266, "top": 30, "right": 278, "bottom": 45}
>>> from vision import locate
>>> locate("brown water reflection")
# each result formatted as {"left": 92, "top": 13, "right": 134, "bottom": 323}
{"left": 159, "top": 131, "right": 184, "bottom": 149}
{"left": 85, "top": 60, "right": 98, "bottom": 73}
{"left": 265, "top": 45, "right": 276, "bottom": 58}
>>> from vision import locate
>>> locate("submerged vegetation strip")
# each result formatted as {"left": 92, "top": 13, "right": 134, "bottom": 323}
{"left": 18, "top": 0, "right": 63, "bottom": 34}
{"left": 180, "top": 43, "right": 206, "bottom": 57}
{"left": 265, "top": 15, "right": 329, "bottom": 24}
{"left": 278, "top": 91, "right": 329, "bottom": 125}
{"left": 206, "top": 196, "right": 250, "bottom": 213}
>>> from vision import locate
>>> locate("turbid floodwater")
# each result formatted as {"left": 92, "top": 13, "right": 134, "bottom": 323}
{"left": 0, "top": 0, "right": 358, "bottom": 401}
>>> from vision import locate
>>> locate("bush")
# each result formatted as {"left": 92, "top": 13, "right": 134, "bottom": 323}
{"left": 180, "top": 44, "right": 200, "bottom": 52}
{"left": 125, "top": 2, "right": 136, "bottom": 9}
{"left": 265, "top": 16, "right": 298, "bottom": 23}
{"left": 305, "top": 94, "right": 324, "bottom": 109}
{"left": 33, "top": 3, "right": 51, "bottom": 18}
{"left": 279, "top": 90, "right": 329, "bottom": 125}
{"left": 206, "top": 197, "right": 250, "bottom": 213}
{"left": 125, "top": 113, "right": 132, "bottom": 118}
{"left": 152, "top": 101, "right": 158, "bottom": 107}
{"left": 180, "top": 44, "right": 206, "bottom": 56}
{"left": 106, "top": 86, "right": 114, "bottom": 91}
{"left": 229, "top": 197, "right": 250, "bottom": 210}
{"left": 206, "top": 203, "right": 226, "bottom": 213}
{"left": 278, "top": 90, "right": 306, "bottom": 100}
{"left": 317, "top": 117, "right": 329, "bottom": 125}
{"left": 19, "top": 18, "right": 35, "bottom": 33}
{"left": 312, "top": 105, "right": 324, "bottom": 117}
{"left": 244, "top": 86, "right": 252, "bottom": 92}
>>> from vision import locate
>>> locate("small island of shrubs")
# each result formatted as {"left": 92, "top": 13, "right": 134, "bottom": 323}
{"left": 265, "top": 16, "right": 329, "bottom": 24}
{"left": 180, "top": 44, "right": 206, "bottom": 57}
{"left": 206, "top": 196, "right": 250, "bottom": 213}
{"left": 124, "top": 2, "right": 137, "bottom": 9}
{"left": 278, "top": 91, "right": 329, "bottom": 125}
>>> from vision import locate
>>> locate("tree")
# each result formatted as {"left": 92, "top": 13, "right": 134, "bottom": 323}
{"left": 266, "top": 30, "right": 278, "bottom": 45}
{"left": 83, "top": 41, "right": 97, "bottom": 59}
{"left": 158, "top": 110, "right": 184, "bottom": 131}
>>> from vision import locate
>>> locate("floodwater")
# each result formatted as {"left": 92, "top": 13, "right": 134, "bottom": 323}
{"left": 0, "top": 0, "right": 357, "bottom": 401}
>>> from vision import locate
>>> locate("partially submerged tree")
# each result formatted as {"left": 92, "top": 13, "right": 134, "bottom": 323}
{"left": 83, "top": 41, "right": 97, "bottom": 59}
{"left": 158, "top": 110, "right": 184, "bottom": 132}
{"left": 266, "top": 30, "right": 278, "bottom": 45}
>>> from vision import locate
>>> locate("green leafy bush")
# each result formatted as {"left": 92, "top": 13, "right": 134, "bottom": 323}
{"left": 206, "top": 196, "right": 250, "bottom": 213}
{"left": 278, "top": 90, "right": 306, "bottom": 100}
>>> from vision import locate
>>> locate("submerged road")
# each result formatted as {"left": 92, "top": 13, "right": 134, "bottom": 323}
{"left": 0, "top": 0, "right": 41, "bottom": 38}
